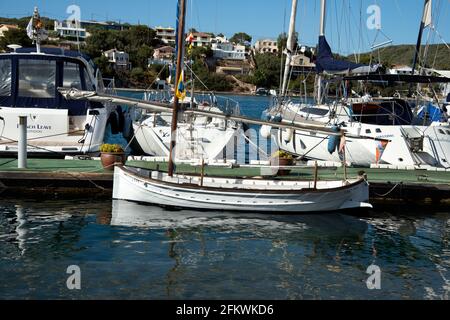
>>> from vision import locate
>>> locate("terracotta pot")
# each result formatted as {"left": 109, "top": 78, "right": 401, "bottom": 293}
{"left": 101, "top": 152, "right": 126, "bottom": 171}
{"left": 270, "top": 157, "right": 294, "bottom": 176}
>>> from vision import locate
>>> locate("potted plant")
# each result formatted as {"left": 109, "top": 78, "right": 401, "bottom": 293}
{"left": 270, "top": 150, "right": 294, "bottom": 176}
{"left": 100, "top": 144, "right": 126, "bottom": 171}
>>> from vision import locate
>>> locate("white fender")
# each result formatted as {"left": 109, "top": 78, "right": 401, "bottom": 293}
{"left": 283, "top": 128, "right": 294, "bottom": 143}
{"left": 260, "top": 125, "right": 272, "bottom": 139}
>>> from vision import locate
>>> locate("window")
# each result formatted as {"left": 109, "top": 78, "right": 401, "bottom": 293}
{"left": 438, "top": 129, "right": 445, "bottom": 135}
{"left": 376, "top": 128, "right": 382, "bottom": 133}
{"left": 63, "top": 62, "right": 82, "bottom": 90}
{"left": 18, "top": 59, "right": 56, "bottom": 98}
{"left": 366, "top": 129, "right": 372, "bottom": 134}
{"left": 0, "top": 59, "right": 11, "bottom": 97}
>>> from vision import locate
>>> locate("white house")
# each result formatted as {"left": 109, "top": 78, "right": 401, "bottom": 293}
{"left": 149, "top": 46, "right": 175, "bottom": 66}
{"left": 254, "top": 39, "right": 278, "bottom": 54}
{"left": 54, "top": 20, "right": 88, "bottom": 40}
{"left": 212, "top": 42, "right": 246, "bottom": 60}
{"left": 103, "top": 49, "right": 131, "bottom": 70}
{"left": 0, "top": 24, "right": 19, "bottom": 37}
{"left": 155, "top": 26, "right": 176, "bottom": 45}
{"left": 192, "top": 32, "right": 212, "bottom": 47}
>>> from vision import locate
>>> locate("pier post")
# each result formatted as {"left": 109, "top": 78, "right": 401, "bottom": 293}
{"left": 18, "top": 116, "right": 27, "bottom": 169}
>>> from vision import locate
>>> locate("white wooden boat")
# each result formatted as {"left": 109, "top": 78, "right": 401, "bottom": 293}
{"left": 113, "top": 166, "right": 371, "bottom": 212}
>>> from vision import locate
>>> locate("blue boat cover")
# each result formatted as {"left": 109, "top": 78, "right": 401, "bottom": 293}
{"left": 316, "top": 36, "right": 378, "bottom": 75}
{"left": 418, "top": 103, "right": 444, "bottom": 122}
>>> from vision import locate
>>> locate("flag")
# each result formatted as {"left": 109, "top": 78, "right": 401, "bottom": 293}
{"left": 175, "top": 70, "right": 186, "bottom": 100}
{"left": 376, "top": 140, "right": 389, "bottom": 164}
{"left": 186, "top": 33, "right": 194, "bottom": 55}
{"left": 26, "top": 17, "right": 34, "bottom": 40}
{"left": 423, "top": 0, "right": 432, "bottom": 28}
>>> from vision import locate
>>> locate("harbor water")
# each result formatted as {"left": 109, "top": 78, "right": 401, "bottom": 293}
{"left": 0, "top": 95, "right": 449, "bottom": 300}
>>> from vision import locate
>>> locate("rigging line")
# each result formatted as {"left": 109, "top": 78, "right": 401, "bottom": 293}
{"left": 0, "top": 129, "right": 85, "bottom": 146}
{"left": 240, "top": 132, "right": 269, "bottom": 159}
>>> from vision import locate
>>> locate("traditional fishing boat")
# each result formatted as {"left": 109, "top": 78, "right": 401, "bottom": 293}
{"left": 111, "top": 0, "right": 371, "bottom": 213}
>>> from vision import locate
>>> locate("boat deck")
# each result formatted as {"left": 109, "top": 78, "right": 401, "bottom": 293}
{"left": 0, "top": 158, "right": 449, "bottom": 204}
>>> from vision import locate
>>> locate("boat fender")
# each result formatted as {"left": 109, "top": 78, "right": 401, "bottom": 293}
{"left": 260, "top": 125, "right": 272, "bottom": 139}
{"left": 327, "top": 125, "right": 341, "bottom": 155}
{"left": 283, "top": 128, "right": 294, "bottom": 143}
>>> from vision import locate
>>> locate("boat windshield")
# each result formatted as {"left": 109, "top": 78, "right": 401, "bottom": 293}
{"left": 18, "top": 59, "right": 56, "bottom": 98}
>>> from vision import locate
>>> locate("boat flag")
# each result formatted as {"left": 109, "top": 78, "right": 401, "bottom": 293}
{"left": 176, "top": 70, "right": 186, "bottom": 100}
{"left": 26, "top": 17, "right": 34, "bottom": 40}
{"left": 423, "top": 0, "right": 432, "bottom": 28}
{"left": 376, "top": 140, "right": 389, "bottom": 164}
{"left": 186, "top": 32, "right": 194, "bottom": 55}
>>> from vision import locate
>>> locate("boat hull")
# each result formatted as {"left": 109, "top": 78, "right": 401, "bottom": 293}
{"left": 113, "top": 166, "right": 371, "bottom": 213}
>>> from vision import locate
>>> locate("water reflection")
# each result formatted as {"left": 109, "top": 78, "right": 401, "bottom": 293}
{"left": 0, "top": 199, "right": 449, "bottom": 299}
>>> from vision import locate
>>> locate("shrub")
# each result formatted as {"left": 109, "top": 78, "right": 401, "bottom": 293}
{"left": 100, "top": 144, "right": 124, "bottom": 153}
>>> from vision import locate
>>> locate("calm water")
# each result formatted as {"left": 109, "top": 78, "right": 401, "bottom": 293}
{"left": 0, "top": 199, "right": 449, "bottom": 300}
{"left": 1, "top": 94, "right": 449, "bottom": 300}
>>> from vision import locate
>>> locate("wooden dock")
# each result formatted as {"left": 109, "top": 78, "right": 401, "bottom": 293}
{"left": 0, "top": 158, "right": 449, "bottom": 205}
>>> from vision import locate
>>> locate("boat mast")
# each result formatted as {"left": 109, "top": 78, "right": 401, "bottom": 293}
{"left": 281, "top": 0, "right": 298, "bottom": 98}
{"left": 316, "top": 0, "right": 326, "bottom": 104}
{"left": 411, "top": 0, "right": 432, "bottom": 77}
{"left": 168, "top": 0, "right": 187, "bottom": 177}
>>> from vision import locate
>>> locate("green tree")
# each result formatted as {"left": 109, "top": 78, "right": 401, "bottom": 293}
{"left": 230, "top": 32, "right": 252, "bottom": 45}
{"left": 252, "top": 53, "right": 282, "bottom": 89}
{"left": 277, "top": 32, "right": 298, "bottom": 56}
{"left": 0, "top": 28, "right": 32, "bottom": 51}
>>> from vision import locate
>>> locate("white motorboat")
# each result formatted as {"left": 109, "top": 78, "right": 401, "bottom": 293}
{"left": 0, "top": 8, "right": 129, "bottom": 157}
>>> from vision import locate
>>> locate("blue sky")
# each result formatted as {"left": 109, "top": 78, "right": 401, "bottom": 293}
{"left": 1, "top": 0, "right": 449, "bottom": 54}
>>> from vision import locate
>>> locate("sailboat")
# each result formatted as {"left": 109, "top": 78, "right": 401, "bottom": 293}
{"left": 263, "top": 0, "right": 450, "bottom": 169}
{"left": 111, "top": 0, "right": 371, "bottom": 213}
{"left": 132, "top": 21, "right": 243, "bottom": 162}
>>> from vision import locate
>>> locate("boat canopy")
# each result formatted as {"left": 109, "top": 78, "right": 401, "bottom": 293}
{"left": 0, "top": 48, "right": 102, "bottom": 116}
{"left": 316, "top": 36, "right": 379, "bottom": 75}
{"left": 343, "top": 74, "right": 450, "bottom": 84}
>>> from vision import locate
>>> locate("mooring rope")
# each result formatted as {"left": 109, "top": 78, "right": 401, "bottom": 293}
{"left": 374, "top": 183, "right": 401, "bottom": 197}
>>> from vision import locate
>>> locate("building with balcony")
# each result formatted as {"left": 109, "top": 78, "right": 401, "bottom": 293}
{"left": 192, "top": 32, "right": 212, "bottom": 47}
{"left": 103, "top": 49, "right": 131, "bottom": 70}
{"left": 149, "top": 46, "right": 175, "bottom": 66}
{"left": 155, "top": 26, "right": 176, "bottom": 45}
{"left": 54, "top": 20, "right": 88, "bottom": 40}
{"left": 212, "top": 42, "right": 246, "bottom": 61}
{"left": 254, "top": 39, "right": 278, "bottom": 54}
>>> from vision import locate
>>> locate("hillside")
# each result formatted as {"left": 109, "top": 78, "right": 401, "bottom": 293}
{"left": 352, "top": 44, "right": 450, "bottom": 70}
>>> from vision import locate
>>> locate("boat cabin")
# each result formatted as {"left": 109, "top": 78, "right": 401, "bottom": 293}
{"left": 0, "top": 47, "right": 103, "bottom": 115}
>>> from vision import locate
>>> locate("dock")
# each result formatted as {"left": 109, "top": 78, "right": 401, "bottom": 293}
{"left": 0, "top": 158, "right": 449, "bottom": 205}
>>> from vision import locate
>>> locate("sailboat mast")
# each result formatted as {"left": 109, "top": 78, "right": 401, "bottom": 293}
{"left": 411, "top": 0, "right": 432, "bottom": 76}
{"left": 281, "top": 0, "right": 298, "bottom": 97}
{"left": 168, "top": 0, "right": 187, "bottom": 177}
{"left": 317, "top": 0, "right": 326, "bottom": 104}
